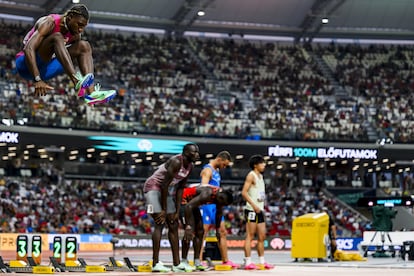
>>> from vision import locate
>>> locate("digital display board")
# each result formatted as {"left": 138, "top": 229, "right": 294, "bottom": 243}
{"left": 357, "top": 197, "right": 412, "bottom": 207}
{"left": 268, "top": 145, "right": 378, "bottom": 160}
{"left": 88, "top": 136, "right": 192, "bottom": 153}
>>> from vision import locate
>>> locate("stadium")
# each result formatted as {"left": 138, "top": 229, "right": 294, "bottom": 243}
{"left": 0, "top": 0, "right": 414, "bottom": 275}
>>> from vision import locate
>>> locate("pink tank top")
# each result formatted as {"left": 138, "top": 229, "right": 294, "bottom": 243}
{"left": 144, "top": 154, "right": 193, "bottom": 193}
{"left": 16, "top": 14, "right": 75, "bottom": 57}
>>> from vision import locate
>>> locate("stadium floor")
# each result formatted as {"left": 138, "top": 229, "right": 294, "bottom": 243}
{"left": 5, "top": 249, "right": 414, "bottom": 276}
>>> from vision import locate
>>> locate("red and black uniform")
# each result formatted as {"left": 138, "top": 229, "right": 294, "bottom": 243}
{"left": 180, "top": 185, "right": 220, "bottom": 227}
{"left": 181, "top": 186, "right": 219, "bottom": 205}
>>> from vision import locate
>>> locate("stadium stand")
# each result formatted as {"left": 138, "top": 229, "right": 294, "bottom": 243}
{"left": 0, "top": 20, "right": 413, "bottom": 238}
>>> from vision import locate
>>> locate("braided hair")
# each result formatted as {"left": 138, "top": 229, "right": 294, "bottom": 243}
{"left": 66, "top": 4, "right": 89, "bottom": 21}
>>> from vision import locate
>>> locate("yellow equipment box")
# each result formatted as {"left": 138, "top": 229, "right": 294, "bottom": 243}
{"left": 291, "top": 212, "right": 329, "bottom": 259}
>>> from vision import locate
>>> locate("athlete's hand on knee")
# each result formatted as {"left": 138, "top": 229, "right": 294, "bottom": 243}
{"left": 34, "top": 81, "right": 54, "bottom": 96}
{"left": 154, "top": 210, "right": 166, "bottom": 224}
{"left": 183, "top": 230, "right": 194, "bottom": 241}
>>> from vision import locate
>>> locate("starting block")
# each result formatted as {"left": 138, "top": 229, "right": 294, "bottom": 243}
{"left": 85, "top": 265, "right": 106, "bottom": 273}
{"left": 137, "top": 264, "right": 152, "bottom": 272}
{"left": 106, "top": 257, "right": 132, "bottom": 272}
{"left": 33, "top": 266, "right": 55, "bottom": 274}
{"left": 9, "top": 260, "right": 33, "bottom": 273}
{"left": 214, "top": 264, "right": 233, "bottom": 271}
{"left": 137, "top": 260, "right": 152, "bottom": 272}
{"left": 49, "top": 257, "right": 66, "bottom": 272}
{"left": 9, "top": 259, "right": 55, "bottom": 274}
{"left": 204, "top": 237, "right": 222, "bottom": 261}
{"left": 69, "top": 258, "right": 106, "bottom": 273}
{"left": 210, "top": 256, "right": 243, "bottom": 271}
{"left": 78, "top": 258, "right": 106, "bottom": 273}
{"left": 9, "top": 260, "right": 27, "bottom": 267}
{"left": 123, "top": 257, "right": 138, "bottom": 272}
{"left": 64, "top": 259, "right": 85, "bottom": 272}
{"left": 205, "top": 257, "right": 233, "bottom": 271}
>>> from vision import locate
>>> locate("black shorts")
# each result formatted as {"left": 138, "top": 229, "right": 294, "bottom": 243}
{"left": 244, "top": 209, "right": 265, "bottom": 223}
{"left": 179, "top": 204, "right": 202, "bottom": 228}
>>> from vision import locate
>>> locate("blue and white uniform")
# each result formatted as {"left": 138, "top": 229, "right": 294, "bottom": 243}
{"left": 200, "top": 164, "right": 224, "bottom": 225}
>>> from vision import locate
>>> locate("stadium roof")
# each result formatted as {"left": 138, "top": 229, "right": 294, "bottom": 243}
{"left": 1, "top": 0, "right": 414, "bottom": 42}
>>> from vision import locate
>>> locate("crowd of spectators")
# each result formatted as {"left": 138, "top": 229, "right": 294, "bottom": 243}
{"left": 5, "top": 20, "right": 410, "bottom": 141}
{"left": 316, "top": 43, "right": 414, "bottom": 142}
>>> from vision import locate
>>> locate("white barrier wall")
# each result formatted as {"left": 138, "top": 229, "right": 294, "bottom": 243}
{"left": 361, "top": 231, "right": 414, "bottom": 246}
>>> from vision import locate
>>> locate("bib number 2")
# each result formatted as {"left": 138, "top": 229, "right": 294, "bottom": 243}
{"left": 248, "top": 211, "right": 256, "bottom": 221}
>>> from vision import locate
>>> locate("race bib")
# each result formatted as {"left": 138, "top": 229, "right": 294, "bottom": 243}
{"left": 248, "top": 211, "right": 256, "bottom": 221}
{"left": 147, "top": 204, "right": 154, "bottom": 214}
{"left": 258, "top": 191, "right": 265, "bottom": 202}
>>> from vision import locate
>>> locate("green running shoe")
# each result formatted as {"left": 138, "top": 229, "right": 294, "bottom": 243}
{"left": 84, "top": 83, "right": 116, "bottom": 105}
{"left": 74, "top": 72, "right": 94, "bottom": 97}
{"left": 151, "top": 262, "right": 170, "bottom": 272}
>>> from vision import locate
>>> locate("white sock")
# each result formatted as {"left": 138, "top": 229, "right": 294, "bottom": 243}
{"left": 244, "top": 257, "right": 251, "bottom": 265}
{"left": 259, "top": 256, "right": 265, "bottom": 264}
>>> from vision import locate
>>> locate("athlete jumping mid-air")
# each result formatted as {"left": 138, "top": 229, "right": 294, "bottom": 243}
{"left": 15, "top": 4, "right": 116, "bottom": 105}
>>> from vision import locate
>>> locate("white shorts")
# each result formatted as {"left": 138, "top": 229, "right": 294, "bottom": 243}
{"left": 145, "top": 190, "right": 176, "bottom": 214}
